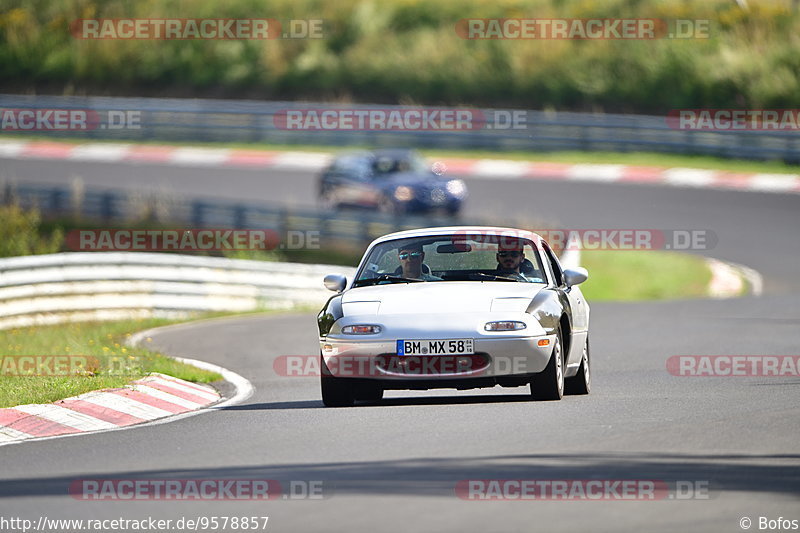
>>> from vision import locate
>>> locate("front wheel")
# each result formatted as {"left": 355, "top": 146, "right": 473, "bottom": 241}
{"left": 565, "top": 336, "right": 591, "bottom": 395}
{"left": 530, "top": 330, "right": 564, "bottom": 401}
{"left": 320, "top": 355, "right": 355, "bottom": 407}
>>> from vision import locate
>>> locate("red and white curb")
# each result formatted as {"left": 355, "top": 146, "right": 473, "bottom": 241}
{"left": 706, "top": 258, "right": 764, "bottom": 299}
{"left": 0, "top": 373, "right": 221, "bottom": 446}
{"left": 1, "top": 139, "right": 798, "bottom": 195}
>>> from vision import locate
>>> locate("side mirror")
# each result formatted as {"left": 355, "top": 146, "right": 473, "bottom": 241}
{"left": 563, "top": 267, "right": 588, "bottom": 287}
{"left": 324, "top": 273, "right": 347, "bottom": 292}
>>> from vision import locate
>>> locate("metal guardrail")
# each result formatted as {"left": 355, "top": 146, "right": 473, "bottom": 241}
{"left": 0, "top": 252, "right": 356, "bottom": 330}
{"left": 3, "top": 182, "right": 479, "bottom": 251}
{"left": 1, "top": 94, "right": 797, "bottom": 162}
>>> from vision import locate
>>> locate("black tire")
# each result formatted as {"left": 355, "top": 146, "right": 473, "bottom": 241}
{"left": 355, "top": 383, "right": 384, "bottom": 402}
{"left": 320, "top": 355, "right": 355, "bottom": 407}
{"left": 565, "top": 336, "right": 591, "bottom": 395}
{"left": 530, "top": 330, "right": 564, "bottom": 401}
{"left": 446, "top": 206, "right": 461, "bottom": 218}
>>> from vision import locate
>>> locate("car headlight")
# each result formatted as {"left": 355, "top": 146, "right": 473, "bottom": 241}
{"left": 446, "top": 179, "right": 466, "bottom": 198}
{"left": 484, "top": 321, "right": 526, "bottom": 331}
{"left": 394, "top": 186, "right": 414, "bottom": 202}
{"left": 342, "top": 325, "right": 382, "bottom": 335}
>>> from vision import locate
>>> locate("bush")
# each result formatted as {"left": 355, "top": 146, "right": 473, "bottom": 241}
{"left": 0, "top": 0, "right": 798, "bottom": 113}
{"left": 0, "top": 204, "right": 63, "bottom": 257}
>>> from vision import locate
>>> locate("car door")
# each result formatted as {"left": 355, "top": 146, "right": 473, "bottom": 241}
{"left": 541, "top": 241, "right": 588, "bottom": 367}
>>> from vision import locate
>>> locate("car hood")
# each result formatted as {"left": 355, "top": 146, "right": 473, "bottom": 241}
{"left": 379, "top": 172, "right": 446, "bottom": 188}
{"left": 342, "top": 282, "right": 544, "bottom": 315}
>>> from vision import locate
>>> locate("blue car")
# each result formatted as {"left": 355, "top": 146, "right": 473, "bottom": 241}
{"left": 318, "top": 149, "right": 467, "bottom": 216}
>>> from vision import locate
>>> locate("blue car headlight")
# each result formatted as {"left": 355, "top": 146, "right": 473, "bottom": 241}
{"left": 446, "top": 179, "right": 467, "bottom": 198}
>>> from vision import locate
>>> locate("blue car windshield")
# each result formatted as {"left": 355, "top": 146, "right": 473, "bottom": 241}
{"left": 372, "top": 154, "right": 430, "bottom": 176}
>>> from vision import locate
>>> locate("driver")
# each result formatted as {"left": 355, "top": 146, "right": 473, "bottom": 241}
{"left": 398, "top": 243, "right": 441, "bottom": 281}
{"left": 495, "top": 241, "right": 530, "bottom": 281}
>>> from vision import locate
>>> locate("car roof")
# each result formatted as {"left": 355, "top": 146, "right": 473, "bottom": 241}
{"left": 334, "top": 149, "right": 419, "bottom": 161}
{"left": 371, "top": 148, "right": 419, "bottom": 159}
{"left": 368, "top": 226, "right": 544, "bottom": 248}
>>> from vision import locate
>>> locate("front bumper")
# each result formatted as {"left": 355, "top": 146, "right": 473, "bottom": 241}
{"left": 319, "top": 334, "right": 556, "bottom": 382}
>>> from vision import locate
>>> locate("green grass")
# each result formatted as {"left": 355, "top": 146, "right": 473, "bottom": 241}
{"left": 7, "top": 134, "right": 799, "bottom": 175}
{"left": 0, "top": 318, "right": 222, "bottom": 408}
{"left": 578, "top": 250, "right": 712, "bottom": 302}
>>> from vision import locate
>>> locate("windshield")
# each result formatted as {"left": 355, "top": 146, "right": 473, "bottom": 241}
{"left": 353, "top": 234, "right": 546, "bottom": 286}
{"left": 371, "top": 153, "right": 430, "bottom": 176}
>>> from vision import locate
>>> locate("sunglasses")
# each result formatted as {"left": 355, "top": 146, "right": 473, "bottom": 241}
{"left": 399, "top": 251, "right": 423, "bottom": 260}
{"left": 497, "top": 251, "right": 522, "bottom": 258}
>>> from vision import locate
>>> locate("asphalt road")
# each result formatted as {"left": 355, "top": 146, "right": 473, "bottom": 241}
{"left": 1, "top": 157, "right": 799, "bottom": 532}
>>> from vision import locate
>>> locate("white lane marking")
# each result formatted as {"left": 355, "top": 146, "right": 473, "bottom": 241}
{"left": 142, "top": 376, "right": 219, "bottom": 402}
{"left": 734, "top": 263, "right": 764, "bottom": 297}
{"left": 662, "top": 168, "right": 718, "bottom": 187}
{"left": 0, "top": 426, "right": 35, "bottom": 442}
{"left": 471, "top": 160, "right": 531, "bottom": 178}
{"left": 748, "top": 174, "right": 800, "bottom": 192}
{"left": 270, "top": 152, "right": 331, "bottom": 170}
{"left": 151, "top": 373, "right": 220, "bottom": 396}
{"left": 14, "top": 404, "right": 117, "bottom": 432}
{"left": 173, "top": 356, "right": 253, "bottom": 409}
{"left": 706, "top": 258, "right": 745, "bottom": 299}
{"left": 79, "top": 391, "right": 173, "bottom": 420}
{"left": 0, "top": 141, "right": 28, "bottom": 157}
{"left": 68, "top": 143, "right": 131, "bottom": 162}
{"left": 169, "top": 148, "right": 231, "bottom": 166}
{"left": 130, "top": 385, "right": 203, "bottom": 409}
{"left": 567, "top": 164, "right": 624, "bottom": 182}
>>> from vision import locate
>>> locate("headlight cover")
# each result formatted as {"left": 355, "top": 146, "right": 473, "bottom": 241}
{"left": 446, "top": 179, "right": 467, "bottom": 198}
{"left": 342, "top": 325, "right": 382, "bottom": 335}
{"left": 484, "top": 321, "right": 526, "bottom": 331}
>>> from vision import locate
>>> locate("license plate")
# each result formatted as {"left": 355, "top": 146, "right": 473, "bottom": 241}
{"left": 397, "top": 339, "right": 474, "bottom": 356}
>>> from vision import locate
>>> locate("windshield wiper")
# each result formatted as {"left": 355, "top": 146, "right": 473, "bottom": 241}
{"left": 469, "top": 273, "right": 520, "bottom": 282}
{"left": 353, "top": 274, "right": 424, "bottom": 287}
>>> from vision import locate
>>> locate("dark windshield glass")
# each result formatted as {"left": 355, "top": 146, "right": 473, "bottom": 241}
{"left": 355, "top": 234, "right": 546, "bottom": 284}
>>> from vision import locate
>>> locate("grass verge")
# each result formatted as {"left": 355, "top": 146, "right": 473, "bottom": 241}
{"left": 0, "top": 317, "right": 222, "bottom": 408}
{"left": 578, "top": 250, "right": 713, "bottom": 302}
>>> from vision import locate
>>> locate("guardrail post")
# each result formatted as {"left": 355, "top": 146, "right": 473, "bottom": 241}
{"left": 191, "top": 201, "right": 205, "bottom": 227}
{"left": 233, "top": 205, "right": 247, "bottom": 228}
{"left": 1, "top": 183, "right": 15, "bottom": 206}
{"left": 100, "top": 192, "right": 115, "bottom": 221}
{"left": 49, "top": 188, "right": 65, "bottom": 215}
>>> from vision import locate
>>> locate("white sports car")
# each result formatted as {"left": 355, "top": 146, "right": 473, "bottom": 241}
{"left": 317, "top": 226, "right": 590, "bottom": 407}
